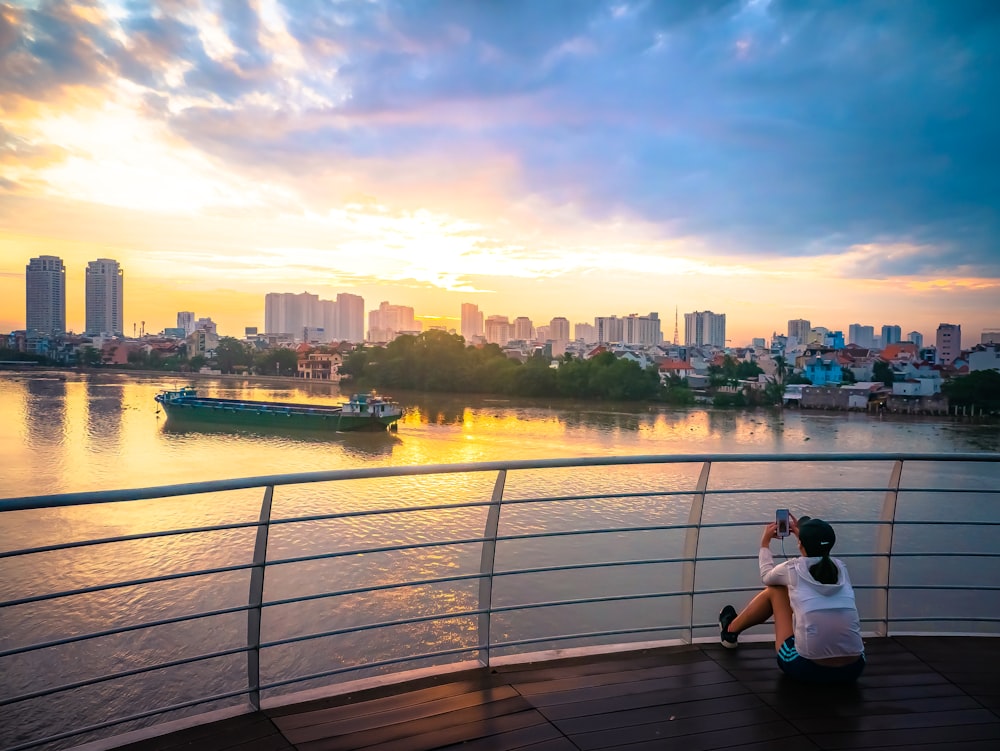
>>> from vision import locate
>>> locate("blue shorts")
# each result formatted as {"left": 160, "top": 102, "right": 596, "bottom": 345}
{"left": 777, "top": 636, "right": 865, "bottom": 683}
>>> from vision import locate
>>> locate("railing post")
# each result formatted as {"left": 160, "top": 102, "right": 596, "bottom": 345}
{"left": 247, "top": 485, "right": 274, "bottom": 711}
{"left": 873, "top": 461, "right": 902, "bottom": 637}
{"left": 477, "top": 470, "right": 506, "bottom": 667}
{"left": 681, "top": 461, "right": 712, "bottom": 643}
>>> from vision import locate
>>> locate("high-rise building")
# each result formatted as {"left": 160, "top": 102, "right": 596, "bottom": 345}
{"left": 264, "top": 292, "right": 317, "bottom": 339}
{"left": 787, "top": 319, "right": 811, "bottom": 344}
{"left": 461, "top": 303, "right": 484, "bottom": 342}
{"left": 881, "top": 325, "right": 902, "bottom": 346}
{"left": 623, "top": 312, "right": 662, "bottom": 346}
{"left": 513, "top": 316, "right": 534, "bottom": 341}
{"left": 595, "top": 315, "right": 624, "bottom": 344}
{"left": 336, "top": 293, "right": 365, "bottom": 342}
{"left": 25, "top": 255, "right": 66, "bottom": 336}
{"left": 936, "top": 323, "right": 961, "bottom": 365}
{"left": 368, "top": 301, "right": 419, "bottom": 342}
{"left": 85, "top": 258, "right": 123, "bottom": 336}
{"left": 575, "top": 322, "right": 596, "bottom": 343}
{"left": 848, "top": 323, "right": 875, "bottom": 348}
{"left": 177, "top": 311, "right": 195, "bottom": 335}
{"left": 549, "top": 317, "right": 570, "bottom": 342}
{"left": 685, "top": 311, "right": 726, "bottom": 348}
{"left": 264, "top": 291, "right": 363, "bottom": 342}
{"left": 484, "top": 315, "right": 512, "bottom": 345}
{"left": 983, "top": 330, "right": 1000, "bottom": 345}
{"left": 906, "top": 331, "right": 924, "bottom": 349}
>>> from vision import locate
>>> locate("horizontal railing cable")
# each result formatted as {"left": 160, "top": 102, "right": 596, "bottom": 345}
{"left": 0, "top": 561, "right": 256, "bottom": 609}
{"left": 4, "top": 452, "right": 996, "bottom": 510}
{"left": 0, "top": 644, "right": 250, "bottom": 707}
{"left": 0, "top": 602, "right": 252, "bottom": 659}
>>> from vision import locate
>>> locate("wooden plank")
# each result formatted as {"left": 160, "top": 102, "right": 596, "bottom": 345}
{"left": 511, "top": 655, "right": 723, "bottom": 697}
{"left": 433, "top": 722, "right": 574, "bottom": 751}
{"left": 552, "top": 692, "right": 768, "bottom": 735}
{"left": 536, "top": 678, "right": 750, "bottom": 720}
{"left": 267, "top": 672, "right": 496, "bottom": 721}
{"left": 796, "top": 707, "right": 998, "bottom": 734}
{"left": 566, "top": 705, "right": 784, "bottom": 750}
{"left": 297, "top": 707, "right": 551, "bottom": 751}
{"left": 112, "top": 714, "right": 290, "bottom": 751}
{"left": 280, "top": 687, "right": 525, "bottom": 744}
{"left": 817, "top": 721, "right": 1000, "bottom": 750}
{"left": 522, "top": 664, "right": 738, "bottom": 708}
{"left": 598, "top": 719, "right": 802, "bottom": 751}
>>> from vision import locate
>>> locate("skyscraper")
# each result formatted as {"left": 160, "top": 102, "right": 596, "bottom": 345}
{"left": 906, "top": 331, "right": 923, "bottom": 349}
{"left": 881, "top": 325, "right": 902, "bottom": 346}
{"left": 460, "top": 303, "right": 484, "bottom": 342}
{"left": 595, "top": 315, "right": 624, "bottom": 344}
{"left": 337, "top": 293, "right": 365, "bottom": 342}
{"left": 848, "top": 323, "right": 875, "bottom": 348}
{"left": 368, "top": 301, "right": 419, "bottom": 342}
{"left": 265, "top": 291, "right": 364, "bottom": 342}
{"left": 549, "top": 317, "right": 570, "bottom": 342}
{"left": 623, "top": 312, "right": 662, "bottom": 346}
{"left": 787, "top": 319, "right": 811, "bottom": 344}
{"left": 685, "top": 311, "right": 726, "bottom": 347}
{"left": 936, "top": 323, "right": 961, "bottom": 365}
{"left": 177, "top": 312, "right": 195, "bottom": 335}
{"left": 484, "top": 315, "right": 512, "bottom": 345}
{"left": 513, "top": 316, "right": 534, "bottom": 340}
{"left": 85, "top": 259, "right": 123, "bottom": 336}
{"left": 25, "top": 255, "right": 66, "bottom": 336}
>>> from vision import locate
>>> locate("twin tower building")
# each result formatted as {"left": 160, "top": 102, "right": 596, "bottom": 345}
{"left": 25, "top": 256, "right": 123, "bottom": 337}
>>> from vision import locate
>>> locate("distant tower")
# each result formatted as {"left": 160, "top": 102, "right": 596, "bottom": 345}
{"left": 461, "top": 303, "right": 484, "bottom": 342}
{"left": 673, "top": 306, "right": 679, "bottom": 346}
{"left": 85, "top": 258, "right": 124, "bottom": 336}
{"left": 25, "top": 255, "right": 66, "bottom": 336}
{"left": 936, "top": 323, "right": 961, "bottom": 365}
{"left": 787, "top": 319, "right": 811, "bottom": 344}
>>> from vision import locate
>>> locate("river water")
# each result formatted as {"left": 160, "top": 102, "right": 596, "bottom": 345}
{"left": 1, "top": 371, "right": 997, "bottom": 750}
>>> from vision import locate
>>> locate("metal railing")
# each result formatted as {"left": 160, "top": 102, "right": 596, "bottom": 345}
{"left": 1, "top": 452, "right": 998, "bottom": 751}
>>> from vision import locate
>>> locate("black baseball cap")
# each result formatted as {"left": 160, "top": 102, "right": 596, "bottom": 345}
{"left": 797, "top": 516, "right": 836, "bottom": 557}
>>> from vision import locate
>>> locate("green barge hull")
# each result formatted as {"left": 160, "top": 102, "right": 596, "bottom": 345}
{"left": 155, "top": 388, "right": 401, "bottom": 432}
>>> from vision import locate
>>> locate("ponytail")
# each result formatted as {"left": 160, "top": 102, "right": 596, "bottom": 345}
{"left": 809, "top": 555, "right": 839, "bottom": 585}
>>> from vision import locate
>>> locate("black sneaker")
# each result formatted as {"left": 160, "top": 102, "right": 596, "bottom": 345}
{"left": 719, "top": 605, "right": 738, "bottom": 648}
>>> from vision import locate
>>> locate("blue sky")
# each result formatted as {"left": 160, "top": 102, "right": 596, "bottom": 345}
{"left": 1, "top": 0, "right": 998, "bottom": 342}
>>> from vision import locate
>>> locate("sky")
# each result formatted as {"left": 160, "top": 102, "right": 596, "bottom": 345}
{"left": 1, "top": 0, "right": 998, "bottom": 346}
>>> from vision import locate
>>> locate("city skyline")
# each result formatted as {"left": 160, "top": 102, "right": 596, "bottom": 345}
{"left": 15, "top": 256, "right": 986, "bottom": 348}
{"left": 2, "top": 2, "right": 998, "bottom": 343}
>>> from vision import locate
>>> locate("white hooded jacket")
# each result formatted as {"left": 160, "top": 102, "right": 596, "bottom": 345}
{"left": 759, "top": 548, "right": 864, "bottom": 660}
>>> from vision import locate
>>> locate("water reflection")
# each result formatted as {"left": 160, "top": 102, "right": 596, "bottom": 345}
{"left": 160, "top": 421, "right": 402, "bottom": 458}
{"left": 85, "top": 380, "right": 124, "bottom": 453}
{"left": 23, "top": 376, "right": 68, "bottom": 446}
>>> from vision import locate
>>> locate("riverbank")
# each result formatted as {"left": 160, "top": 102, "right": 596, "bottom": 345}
{"left": 5, "top": 366, "right": 997, "bottom": 426}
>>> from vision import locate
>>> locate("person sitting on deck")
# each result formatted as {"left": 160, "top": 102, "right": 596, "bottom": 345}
{"left": 718, "top": 514, "right": 865, "bottom": 683}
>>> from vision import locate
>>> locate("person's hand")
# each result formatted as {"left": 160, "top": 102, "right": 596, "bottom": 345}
{"left": 761, "top": 522, "right": 778, "bottom": 547}
{"left": 789, "top": 513, "right": 800, "bottom": 537}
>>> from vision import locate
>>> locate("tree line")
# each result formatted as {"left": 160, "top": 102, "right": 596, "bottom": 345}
{"left": 341, "top": 330, "right": 665, "bottom": 400}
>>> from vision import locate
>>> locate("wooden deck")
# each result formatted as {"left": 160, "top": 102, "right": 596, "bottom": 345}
{"left": 115, "top": 636, "right": 1000, "bottom": 751}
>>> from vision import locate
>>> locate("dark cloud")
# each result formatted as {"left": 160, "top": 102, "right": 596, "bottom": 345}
{"left": 0, "top": 0, "right": 118, "bottom": 98}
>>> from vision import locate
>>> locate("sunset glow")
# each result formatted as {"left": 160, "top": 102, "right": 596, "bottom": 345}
{"left": 2, "top": 1, "right": 998, "bottom": 343}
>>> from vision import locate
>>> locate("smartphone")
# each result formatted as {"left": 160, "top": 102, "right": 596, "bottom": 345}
{"left": 775, "top": 509, "right": 790, "bottom": 538}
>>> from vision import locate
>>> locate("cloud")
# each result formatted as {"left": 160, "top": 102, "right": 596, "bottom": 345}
{"left": 0, "top": 1, "right": 119, "bottom": 102}
{"left": 3, "top": 0, "right": 999, "bottom": 283}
